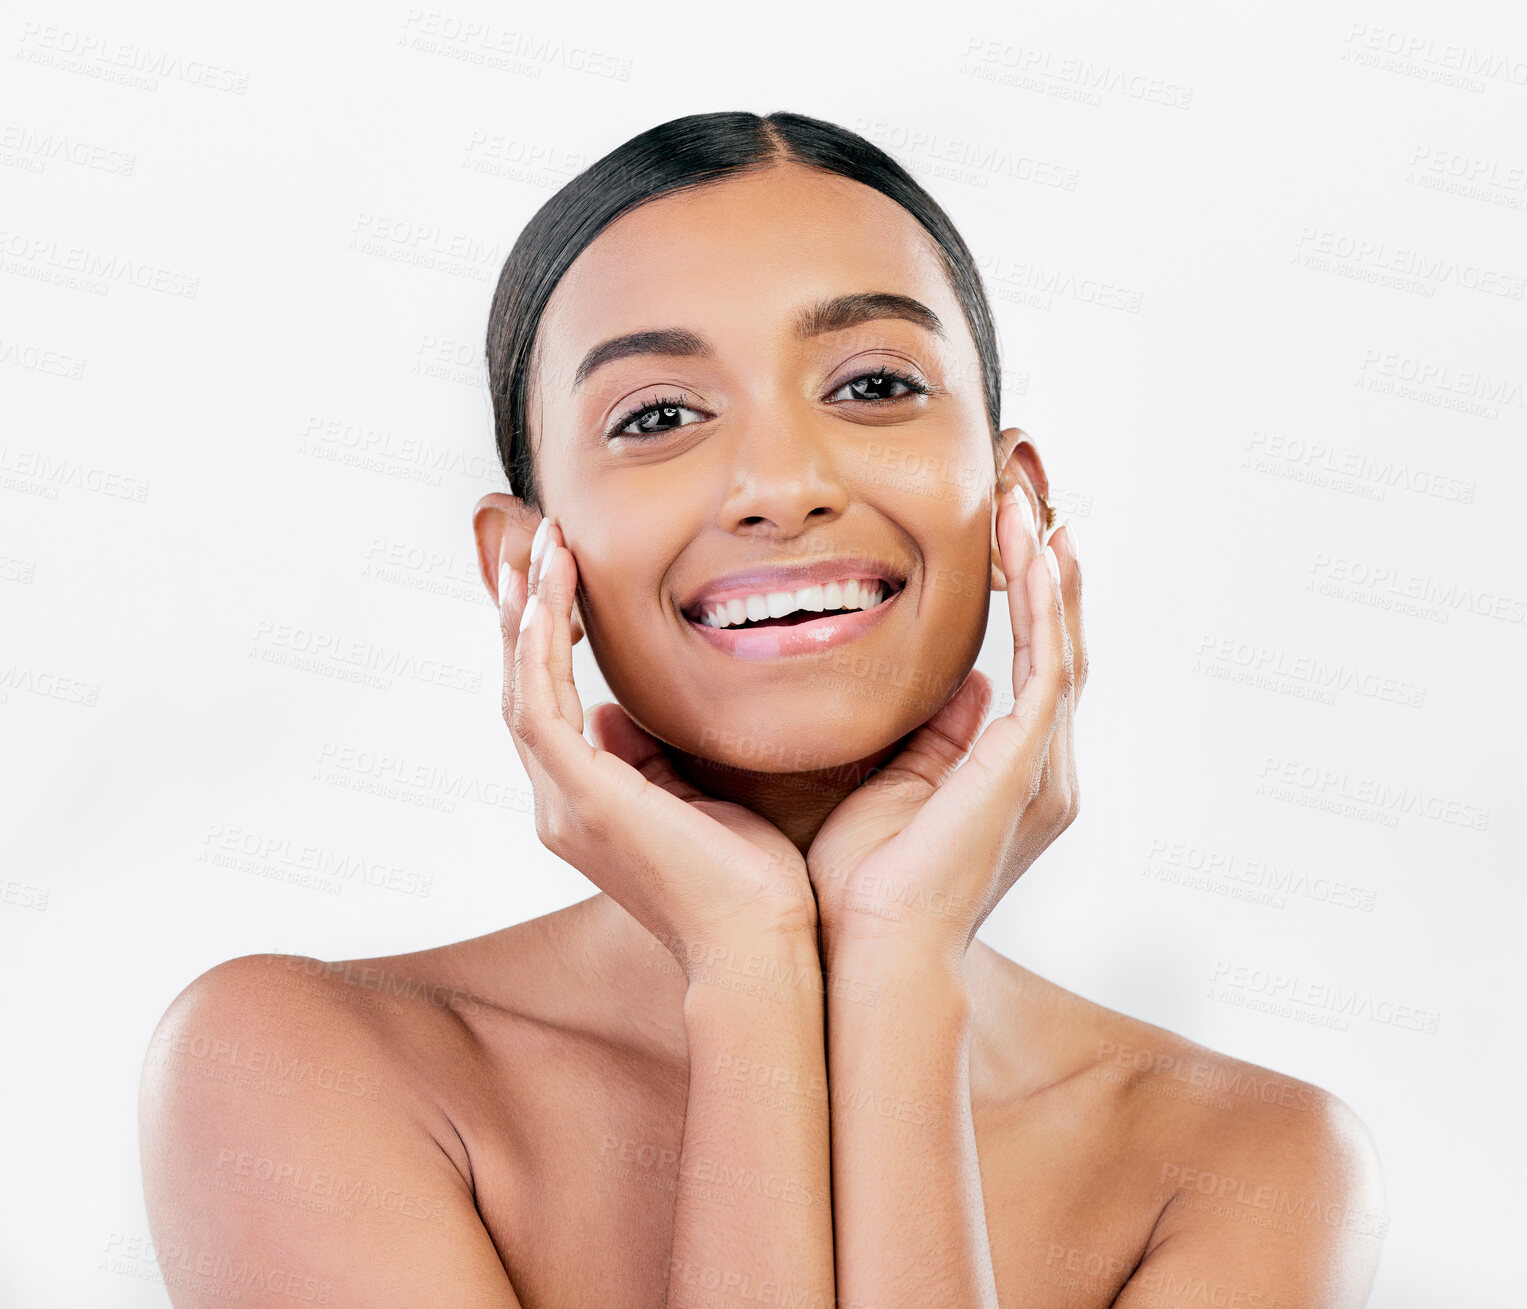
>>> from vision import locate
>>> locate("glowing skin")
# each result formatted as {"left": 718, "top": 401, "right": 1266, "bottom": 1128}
{"left": 139, "top": 161, "right": 1385, "bottom": 1309}
{"left": 509, "top": 162, "right": 1010, "bottom": 849}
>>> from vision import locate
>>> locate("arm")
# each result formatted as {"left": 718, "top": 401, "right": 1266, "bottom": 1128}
{"left": 139, "top": 954, "right": 524, "bottom": 1308}
{"left": 506, "top": 520, "right": 834, "bottom": 1308}
{"left": 666, "top": 933, "right": 834, "bottom": 1309}
{"left": 807, "top": 485, "right": 1080, "bottom": 1305}
{"left": 824, "top": 940, "right": 995, "bottom": 1306}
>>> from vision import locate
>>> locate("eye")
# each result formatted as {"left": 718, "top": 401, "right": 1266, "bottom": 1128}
{"left": 606, "top": 394, "right": 707, "bottom": 441}
{"left": 828, "top": 368, "right": 931, "bottom": 405}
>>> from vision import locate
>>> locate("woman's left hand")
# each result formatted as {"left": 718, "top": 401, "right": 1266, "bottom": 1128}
{"left": 805, "top": 489, "right": 1085, "bottom": 964}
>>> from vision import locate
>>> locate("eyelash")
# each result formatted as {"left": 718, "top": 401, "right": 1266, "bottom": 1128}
{"left": 604, "top": 368, "right": 933, "bottom": 441}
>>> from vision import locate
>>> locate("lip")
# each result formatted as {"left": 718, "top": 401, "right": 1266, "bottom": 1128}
{"left": 683, "top": 581, "right": 905, "bottom": 662}
{"left": 679, "top": 555, "right": 909, "bottom": 616}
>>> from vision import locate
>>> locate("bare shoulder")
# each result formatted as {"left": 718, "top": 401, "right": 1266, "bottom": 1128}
{"left": 982, "top": 958, "right": 1386, "bottom": 1304}
{"left": 139, "top": 951, "right": 522, "bottom": 1307}
{"left": 1086, "top": 1002, "right": 1384, "bottom": 1216}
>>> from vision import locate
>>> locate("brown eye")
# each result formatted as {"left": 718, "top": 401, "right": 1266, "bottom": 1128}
{"left": 607, "top": 395, "right": 706, "bottom": 441}
{"left": 830, "top": 369, "right": 930, "bottom": 404}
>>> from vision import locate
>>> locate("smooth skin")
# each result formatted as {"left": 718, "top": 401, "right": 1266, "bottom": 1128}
{"left": 140, "top": 162, "right": 1384, "bottom": 1307}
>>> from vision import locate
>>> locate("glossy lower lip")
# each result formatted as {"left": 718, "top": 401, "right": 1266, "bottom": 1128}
{"left": 684, "top": 587, "right": 903, "bottom": 661}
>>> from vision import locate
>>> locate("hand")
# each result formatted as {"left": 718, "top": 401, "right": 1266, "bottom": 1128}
{"left": 498, "top": 520, "right": 818, "bottom": 970}
{"left": 805, "top": 489, "right": 1085, "bottom": 963}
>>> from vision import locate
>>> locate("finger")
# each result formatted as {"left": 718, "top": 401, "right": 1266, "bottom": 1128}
{"left": 496, "top": 563, "right": 535, "bottom": 769}
{"left": 964, "top": 543, "right": 1069, "bottom": 788}
{"left": 1050, "top": 521, "right": 1087, "bottom": 701}
{"left": 510, "top": 571, "right": 593, "bottom": 787}
{"left": 587, "top": 702, "right": 707, "bottom": 803}
{"left": 536, "top": 522, "right": 584, "bottom": 734}
{"left": 868, "top": 669, "right": 993, "bottom": 796}
{"left": 996, "top": 485, "right": 1040, "bottom": 696}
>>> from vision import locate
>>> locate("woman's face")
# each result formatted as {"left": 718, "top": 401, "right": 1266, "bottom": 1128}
{"left": 527, "top": 161, "right": 1009, "bottom": 775}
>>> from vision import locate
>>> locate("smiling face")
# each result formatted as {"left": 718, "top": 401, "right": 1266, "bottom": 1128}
{"left": 524, "top": 161, "right": 1010, "bottom": 775}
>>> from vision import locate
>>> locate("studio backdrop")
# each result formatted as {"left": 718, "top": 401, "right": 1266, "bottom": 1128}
{"left": 1, "top": 2, "right": 1522, "bottom": 1305}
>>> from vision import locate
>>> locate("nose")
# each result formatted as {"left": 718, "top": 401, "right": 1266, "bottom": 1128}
{"left": 715, "top": 404, "right": 850, "bottom": 536}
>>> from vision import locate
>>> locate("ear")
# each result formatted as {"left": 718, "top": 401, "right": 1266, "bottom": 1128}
{"left": 989, "top": 428, "right": 1051, "bottom": 592}
{"left": 472, "top": 493, "right": 586, "bottom": 644}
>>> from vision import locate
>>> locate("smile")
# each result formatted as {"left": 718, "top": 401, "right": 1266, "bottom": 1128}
{"left": 683, "top": 578, "right": 905, "bottom": 661}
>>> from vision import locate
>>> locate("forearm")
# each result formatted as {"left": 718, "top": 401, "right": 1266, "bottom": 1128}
{"left": 666, "top": 931, "right": 835, "bottom": 1309}
{"left": 825, "top": 942, "right": 998, "bottom": 1308}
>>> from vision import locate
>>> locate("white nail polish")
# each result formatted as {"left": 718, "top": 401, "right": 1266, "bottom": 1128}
{"left": 530, "top": 518, "right": 550, "bottom": 568}
{"left": 498, "top": 565, "right": 513, "bottom": 609}
{"left": 537, "top": 541, "right": 555, "bottom": 584}
{"left": 519, "top": 592, "right": 540, "bottom": 631}
{"left": 1044, "top": 545, "right": 1061, "bottom": 587}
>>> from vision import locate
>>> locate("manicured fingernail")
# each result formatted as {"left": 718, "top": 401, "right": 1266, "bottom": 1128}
{"left": 519, "top": 592, "right": 540, "bottom": 631}
{"left": 529, "top": 518, "right": 550, "bottom": 568}
{"left": 1044, "top": 544, "right": 1061, "bottom": 587}
{"left": 1059, "top": 521, "right": 1078, "bottom": 560}
{"left": 498, "top": 564, "right": 514, "bottom": 609}
{"left": 537, "top": 540, "right": 555, "bottom": 584}
{"left": 1005, "top": 486, "right": 1033, "bottom": 536}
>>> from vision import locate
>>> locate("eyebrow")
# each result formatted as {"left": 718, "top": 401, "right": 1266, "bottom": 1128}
{"left": 570, "top": 292, "right": 946, "bottom": 392}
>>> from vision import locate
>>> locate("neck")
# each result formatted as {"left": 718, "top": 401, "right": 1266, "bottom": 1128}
{"left": 666, "top": 737, "right": 909, "bottom": 854}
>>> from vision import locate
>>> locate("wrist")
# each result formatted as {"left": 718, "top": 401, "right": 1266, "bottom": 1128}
{"left": 677, "top": 927, "right": 823, "bottom": 1013}
{"left": 822, "top": 932, "right": 972, "bottom": 1015}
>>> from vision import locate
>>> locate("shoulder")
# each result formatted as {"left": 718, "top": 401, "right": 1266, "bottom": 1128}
{"left": 138, "top": 953, "right": 522, "bottom": 1305}
{"left": 1050, "top": 987, "right": 1383, "bottom": 1209}
{"left": 1056, "top": 993, "right": 1386, "bottom": 1299}
{"left": 980, "top": 959, "right": 1385, "bottom": 1238}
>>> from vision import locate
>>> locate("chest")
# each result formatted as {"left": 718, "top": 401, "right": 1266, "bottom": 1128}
{"left": 450, "top": 1047, "right": 1159, "bottom": 1309}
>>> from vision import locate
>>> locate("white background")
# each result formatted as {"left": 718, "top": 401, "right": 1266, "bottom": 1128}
{"left": 2, "top": 1, "right": 1523, "bottom": 1304}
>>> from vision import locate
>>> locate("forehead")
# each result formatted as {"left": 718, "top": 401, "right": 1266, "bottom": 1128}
{"left": 536, "top": 163, "right": 960, "bottom": 371}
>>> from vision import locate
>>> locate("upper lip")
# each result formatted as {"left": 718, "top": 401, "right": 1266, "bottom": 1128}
{"left": 680, "top": 555, "right": 909, "bottom": 618}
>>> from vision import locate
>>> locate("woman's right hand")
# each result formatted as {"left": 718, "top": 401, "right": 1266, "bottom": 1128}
{"left": 497, "top": 519, "right": 819, "bottom": 971}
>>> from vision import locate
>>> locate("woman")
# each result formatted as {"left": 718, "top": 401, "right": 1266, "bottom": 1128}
{"left": 139, "top": 111, "right": 1384, "bottom": 1308}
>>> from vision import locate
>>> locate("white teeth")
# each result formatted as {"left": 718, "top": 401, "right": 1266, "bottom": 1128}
{"left": 696, "top": 578, "right": 896, "bottom": 629}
